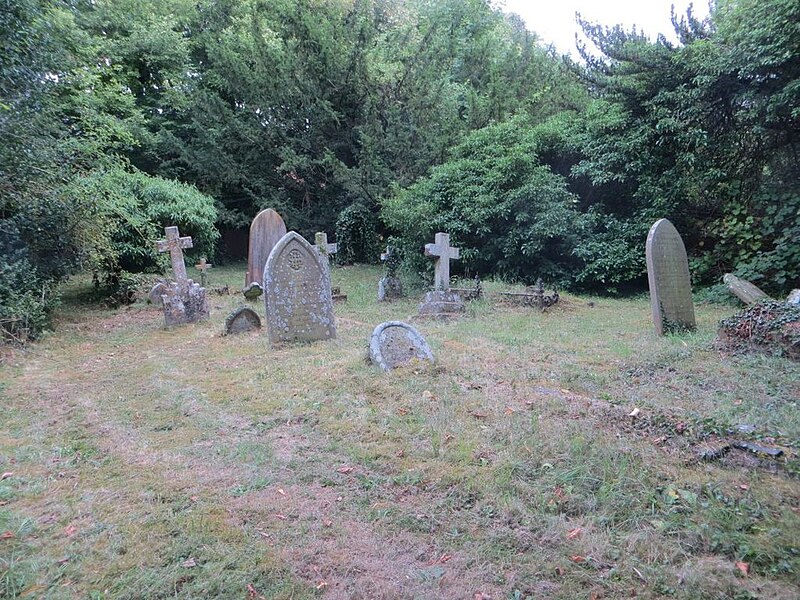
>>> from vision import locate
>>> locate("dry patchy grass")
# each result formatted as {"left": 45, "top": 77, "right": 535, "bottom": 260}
{"left": 1, "top": 264, "right": 798, "bottom": 599}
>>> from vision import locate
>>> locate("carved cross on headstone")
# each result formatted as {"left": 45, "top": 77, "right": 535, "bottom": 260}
{"left": 195, "top": 257, "right": 212, "bottom": 287}
{"left": 156, "top": 226, "right": 193, "bottom": 288}
{"left": 424, "top": 232, "right": 460, "bottom": 291}
{"left": 315, "top": 232, "right": 338, "bottom": 261}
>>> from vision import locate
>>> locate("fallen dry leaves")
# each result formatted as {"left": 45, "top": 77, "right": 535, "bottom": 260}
{"left": 736, "top": 561, "right": 750, "bottom": 577}
{"left": 1, "top": 472, "right": 13, "bottom": 480}
{"left": 1, "top": 531, "right": 15, "bottom": 540}
{"left": 566, "top": 527, "right": 582, "bottom": 540}
{"left": 336, "top": 466, "right": 354, "bottom": 474}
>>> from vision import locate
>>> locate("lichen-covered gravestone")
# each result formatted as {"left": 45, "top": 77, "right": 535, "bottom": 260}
{"left": 224, "top": 307, "right": 261, "bottom": 335}
{"left": 263, "top": 231, "right": 336, "bottom": 344}
{"left": 156, "top": 226, "right": 209, "bottom": 327}
{"left": 419, "top": 232, "right": 465, "bottom": 316}
{"left": 646, "top": 218, "right": 696, "bottom": 335}
{"left": 246, "top": 208, "right": 287, "bottom": 288}
{"left": 369, "top": 321, "right": 434, "bottom": 371}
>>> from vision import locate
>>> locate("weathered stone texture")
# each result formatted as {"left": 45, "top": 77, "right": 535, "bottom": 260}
{"left": 369, "top": 321, "right": 434, "bottom": 371}
{"left": 224, "top": 306, "right": 261, "bottom": 335}
{"left": 263, "top": 231, "right": 336, "bottom": 344}
{"left": 646, "top": 219, "right": 696, "bottom": 335}
{"left": 246, "top": 208, "right": 287, "bottom": 287}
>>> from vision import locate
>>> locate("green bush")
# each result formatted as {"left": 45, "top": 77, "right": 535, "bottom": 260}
{"left": 381, "top": 118, "right": 583, "bottom": 286}
{"left": 64, "top": 167, "right": 219, "bottom": 301}
{"left": 335, "top": 203, "right": 379, "bottom": 264}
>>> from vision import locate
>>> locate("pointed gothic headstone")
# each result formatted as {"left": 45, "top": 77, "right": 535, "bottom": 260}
{"left": 246, "top": 208, "right": 287, "bottom": 287}
{"left": 646, "top": 219, "right": 696, "bottom": 335}
{"left": 263, "top": 231, "right": 336, "bottom": 344}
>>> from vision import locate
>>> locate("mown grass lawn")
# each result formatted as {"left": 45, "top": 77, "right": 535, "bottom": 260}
{"left": 1, "top": 264, "right": 798, "bottom": 599}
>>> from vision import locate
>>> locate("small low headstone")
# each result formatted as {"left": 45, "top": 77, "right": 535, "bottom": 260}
{"left": 148, "top": 281, "right": 169, "bottom": 305}
{"left": 263, "top": 231, "right": 336, "bottom": 344}
{"left": 419, "top": 232, "right": 465, "bottom": 317}
{"left": 787, "top": 289, "right": 800, "bottom": 306}
{"left": 224, "top": 306, "right": 261, "bottom": 335}
{"left": 246, "top": 208, "right": 287, "bottom": 287}
{"left": 242, "top": 282, "right": 263, "bottom": 301}
{"left": 195, "top": 257, "right": 212, "bottom": 287}
{"left": 369, "top": 321, "right": 434, "bottom": 371}
{"left": 646, "top": 219, "right": 696, "bottom": 335}
{"left": 723, "top": 273, "right": 770, "bottom": 305}
{"left": 378, "top": 246, "right": 403, "bottom": 302}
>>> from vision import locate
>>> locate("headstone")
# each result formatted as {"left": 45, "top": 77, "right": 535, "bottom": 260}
{"left": 195, "top": 257, "right": 212, "bottom": 287}
{"left": 155, "top": 226, "right": 208, "bottom": 326}
{"left": 263, "top": 231, "right": 336, "bottom": 344}
{"left": 243, "top": 282, "right": 263, "bottom": 301}
{"left": 369, "top": 321, "right": 434, "bottom": 372}
{"left": 314, "top": 232, "right": 338, "bottom": 265}
{"left": 161, "top": 280, "right": 209, "bottom": 327}
{"left": 646, "top": 219, "right": 696, "bottom": 335}
{"left": 148, "top": 281, "right": 169, "bottom": 305}
{"left": 787, "top": 289, "right": 800, "bottom": 306}
{"left": 224, "top": 307, "right": 262, "bottom": 335}
{"left": 246, "top": 208, "right": 287, "bottom": 287}
{"left": 723, "top": 273, "right": 770, "bottom": 304}
{"left": 156, "top": 226, "right": 193, "bottom": 290}
{"left": 378, "top": 246, "right": 403, "bottom": 302}
{"left": 315, "top": 232, "right": 346, "bottom": 302}
{"left": 419, "top": 232, "right": 464, "bottom": 317}
{"left": 424, "top": 232, "right": 460, "bottom": 291}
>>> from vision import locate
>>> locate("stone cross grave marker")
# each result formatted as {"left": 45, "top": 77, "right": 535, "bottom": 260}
{"left": 424, "top": 232, "right": 460, "bottom": 291}
{"left": 246, "top": 208, "right": 287, "bottom": 287}
{"left": 315, "top": 232, "right": 338, "bottom": 265}
{"left": 646, "top": 218, "right": 696, "bottom": 335}
{"left": 156, "top": 226, "right": 193, "bottom": 288}
{"left": 263, "top": 231, "right": 336, "bottom": 344}
{"left": 195, "top": 257, "right": 212, "bottom": 287}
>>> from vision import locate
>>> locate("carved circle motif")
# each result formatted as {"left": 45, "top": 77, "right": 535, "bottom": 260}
{"left": 287, "top": 249, "right": 304, "bottom": 271}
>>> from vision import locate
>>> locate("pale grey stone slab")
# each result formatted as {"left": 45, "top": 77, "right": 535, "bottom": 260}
{"left": 246, "top": 208, "right": 287, "bottom": 287}
{"left": 369, "top": 321, "right": 433, "bottom": 371}
{"left": 424, "top": 232, "right": 460, "bottom": 291}
{"left": 646, "top": 219, "right": 696, "bottom": 335}
{"left": 263, "top": 231, "right": 336, "bottom": 344}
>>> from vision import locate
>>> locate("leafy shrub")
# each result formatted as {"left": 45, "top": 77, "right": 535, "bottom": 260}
{"left": 64, "top": 166, "right": 219, "bottom": 301}
{"left": 381, "top": 118, "right": 583, "bottom": 286}
{"left": 335, "top": 203, "right": 379, "bottom": 264}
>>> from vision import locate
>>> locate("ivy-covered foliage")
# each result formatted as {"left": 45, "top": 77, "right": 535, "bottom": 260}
{"left": 718, "top": 300, "right": 800, "bottom": 360}
{"left": 335, "top": 204, "right": 379, "bottom": 265}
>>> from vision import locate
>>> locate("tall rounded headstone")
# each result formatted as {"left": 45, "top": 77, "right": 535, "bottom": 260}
{"left": 646, "top": 219, "right": 696, "bottom": 335}
{"left": 263, "top": 231, "right": 336, "bottom": 344}
{"left": 246, "top": 208, "right": 287, "bottom": 287}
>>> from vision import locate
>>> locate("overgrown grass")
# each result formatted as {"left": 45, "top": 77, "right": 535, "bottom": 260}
{"left": 1, "top": 264, "right": 798, "bottom": 599}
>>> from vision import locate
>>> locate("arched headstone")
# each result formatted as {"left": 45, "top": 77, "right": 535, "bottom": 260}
{"left": 369, "top": 321, "right": 434, "bottom": 371}
{"left": 263, "top": 232, "right": 336, "bottom": 344}
{"left": 224, "top": 307, "right": 261, "bottom": 335}
{"left": 646, "top": 219, "right": 696, "bottom": 335}
{"left": 246, "top": 208, "right": 287, "bottom": 287}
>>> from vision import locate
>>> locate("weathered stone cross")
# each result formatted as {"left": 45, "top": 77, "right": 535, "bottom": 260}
{"left": 156, "top": 226, "right": 193, "bottom": 288}
{"left": 195, "top": 257, "right": 212, "bottom": 287}
{"left": 425, "top": 232, "right": 460, "bottom": 291}
{"left": 315, "top": 232, "right": 338, "bottom": 263}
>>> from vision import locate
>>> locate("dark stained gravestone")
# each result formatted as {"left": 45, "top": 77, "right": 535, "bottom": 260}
{"left": 224, "top": 306, "right": 261, "bottom": 335}
{"left": 646, "top": 219, "right": 696, "bottom": 335}
{"left": 369, "top": 321, "right": 434, "bottom": 371}
{"left": 263, "top": 231, "right": 336, "bottom": 344}
{"left": 246, "top": 208, "right": 287, "bottom": 288}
